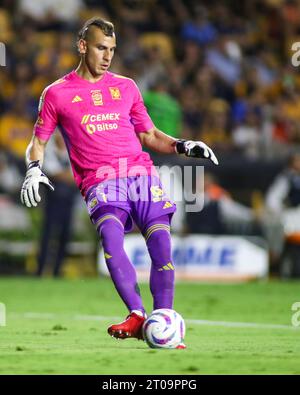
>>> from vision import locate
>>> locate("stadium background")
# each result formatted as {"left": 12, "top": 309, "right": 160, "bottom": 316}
{"left": 0, "top": 0, "right": 300, "bottom": 375}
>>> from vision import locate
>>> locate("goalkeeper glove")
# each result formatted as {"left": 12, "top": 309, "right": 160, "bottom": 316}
{"left": 20, "top": 160, "right": 54, "bottom": 207}
{"left": 175, "top": 140, "right": 219, "bottom": 165}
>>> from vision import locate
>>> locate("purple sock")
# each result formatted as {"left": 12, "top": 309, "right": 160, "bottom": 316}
{"left": 93, "top": 207, "right": 144, "bottom": 314}
{"left": 144, "top": 216, "right": 175, "bottom": 310}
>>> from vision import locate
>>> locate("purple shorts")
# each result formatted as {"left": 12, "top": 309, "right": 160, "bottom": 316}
{"left": 85, "top": 175, "right": 176, "bottom": 233}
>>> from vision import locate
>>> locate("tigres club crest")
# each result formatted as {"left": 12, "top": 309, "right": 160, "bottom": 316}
{"left": 150, "top": 186, "right": 164, "bottom": 202}
{"left": 109, "top": 87, "right": 121, "bottom": 100}
{"left": 91, "top": 90, "right": 103, "bottom": 106}
{"left": 88, "top": 197, "right": 98, "bottom": 213}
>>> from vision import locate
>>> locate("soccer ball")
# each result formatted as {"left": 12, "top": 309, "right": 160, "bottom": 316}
{"left": 142, "top": 309, "right": 185, "bottom": 349}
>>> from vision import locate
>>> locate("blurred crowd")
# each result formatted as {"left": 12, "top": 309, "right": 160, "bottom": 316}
{"left": 2, "top": 0, "right": 300, "bottom": 164}
{"left": 2, "top": 0, "right": 300, "bottom": 276}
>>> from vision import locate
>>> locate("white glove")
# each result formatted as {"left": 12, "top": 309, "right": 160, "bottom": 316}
{"left": 176, "top": 140, "right": 219, "bottom": 165}
{"left": 20, "top": 161, "right": 54, "bottom": 207}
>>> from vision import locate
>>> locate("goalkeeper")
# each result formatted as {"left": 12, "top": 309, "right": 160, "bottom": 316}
{"left": 20, "top": 17, "right": 218, "bottom": 348}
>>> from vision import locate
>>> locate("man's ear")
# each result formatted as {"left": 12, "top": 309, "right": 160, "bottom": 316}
{"left": 78, "top": 39, "right": 87, "bottom": 55}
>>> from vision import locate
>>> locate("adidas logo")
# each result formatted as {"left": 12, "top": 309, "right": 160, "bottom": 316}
{"left": 72, "top": 95, "right": 83, "bottom": 103}
{"left": 163, "top": 201, "right": 172, "bottom": 209}
{"left": 158, "top": 262, "right": 174, "bottom": 271}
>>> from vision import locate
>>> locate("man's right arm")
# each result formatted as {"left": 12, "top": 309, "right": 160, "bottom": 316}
{"left": 21, "top": 136, "right": 54, "bottom": 208}
{"left": 25, "top": 135, "right": 47, "bottom": 166}
{"left": 21, "top": 83, "right": 59, "bottom": 208}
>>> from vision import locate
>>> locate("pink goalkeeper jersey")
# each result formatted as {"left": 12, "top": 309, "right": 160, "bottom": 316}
{"left": 34, "top": 70, "right": 156, "bottom": 196}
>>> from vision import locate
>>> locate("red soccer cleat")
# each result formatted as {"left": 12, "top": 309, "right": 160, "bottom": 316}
{"left": 108, "top": 312, "right": 146, "bottom": 340}
{"left": 176, "top": 343, "right": 187, "bottom": 349}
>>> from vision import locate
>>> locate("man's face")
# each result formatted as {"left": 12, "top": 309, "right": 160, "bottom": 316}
{"left": 79, "top": 26, "right": 116, "bottom": 77}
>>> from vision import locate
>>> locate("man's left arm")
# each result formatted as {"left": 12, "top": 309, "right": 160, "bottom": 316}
{"left": 130, "top": 80, "right": 218, "bottom": 165}
{"left": 138, "top": 127, "right": 176, "bottom": 154}
{"left": 138, "top": 127, "right": 219, "bottom": 165}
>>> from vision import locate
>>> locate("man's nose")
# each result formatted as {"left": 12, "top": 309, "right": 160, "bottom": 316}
{"left": 104, "top": 50, "right": 111, "bottom": 61}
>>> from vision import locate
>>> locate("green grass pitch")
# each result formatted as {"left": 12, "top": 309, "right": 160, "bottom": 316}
{"left": 0, "top": 277, "right": 299, "bottom": 374}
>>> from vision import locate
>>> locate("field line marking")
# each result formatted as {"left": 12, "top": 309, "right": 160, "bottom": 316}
{"left": 7, "top": 312, "right": 299, "bottom": 330}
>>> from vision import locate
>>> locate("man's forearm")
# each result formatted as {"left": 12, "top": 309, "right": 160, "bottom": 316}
{"left": 140, "top": 128, "right": 177, "bottom": 154}
{"left": 21, "top": 135, "right": 54, "bottom": 208}
{"left": 25, "top": 136, "right": 46, "bottom": 167}
{"left": 140, "top": 127, "right": 219, "bottom": 165}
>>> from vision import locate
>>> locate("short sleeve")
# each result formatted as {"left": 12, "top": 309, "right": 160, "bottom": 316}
{"left": 129, "top": 81, "right": 154, "bottom": 133}
{"left": 33, "top": 87, "right": 58, "bottom": 141}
